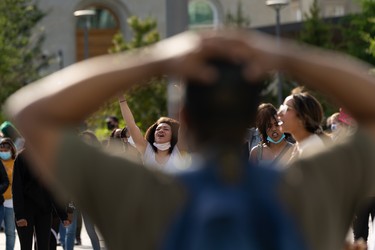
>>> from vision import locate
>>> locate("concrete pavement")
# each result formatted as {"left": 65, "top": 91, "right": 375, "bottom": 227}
{"left": 0, "top": 223, "right": 105, "bottom": 249}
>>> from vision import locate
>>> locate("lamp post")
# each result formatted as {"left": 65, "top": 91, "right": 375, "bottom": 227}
{"left": 266, "top": 0, "right": 289, "bottom": 105}
{"left": 74, "top": 9, "right": 96, "bottom": 60}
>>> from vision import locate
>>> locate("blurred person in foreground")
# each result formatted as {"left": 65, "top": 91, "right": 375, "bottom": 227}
{"left": 4, "top": 30, "right": 375, "bottom": 250}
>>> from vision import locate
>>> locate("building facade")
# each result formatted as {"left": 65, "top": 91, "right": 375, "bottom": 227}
{"left": 37, "top": 0, "right": 360, "bottom": 72}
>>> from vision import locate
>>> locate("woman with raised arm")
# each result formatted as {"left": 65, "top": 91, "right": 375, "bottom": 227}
{"left": 118, "top": 96, "right": 190, "bottom": 173}
{"left": 5, "top": 30, "right": 375, "bottom": 250}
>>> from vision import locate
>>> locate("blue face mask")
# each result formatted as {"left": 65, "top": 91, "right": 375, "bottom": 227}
{"left": 0, "top": 151, "right": 12, "bottom": 161}
{"left": 267, "top": 134, "right": 285, "bottom": 144}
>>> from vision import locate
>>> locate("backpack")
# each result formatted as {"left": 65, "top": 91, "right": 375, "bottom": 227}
{"left": 162, "top": 160, "right": 307, "bottom": 250}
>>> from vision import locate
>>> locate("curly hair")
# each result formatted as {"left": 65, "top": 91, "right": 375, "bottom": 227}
{"left": 255, "top": 103, "right": 278, "bottom": 146}
{"left": 145, "top": 117, "right": 180, "bottom": 154}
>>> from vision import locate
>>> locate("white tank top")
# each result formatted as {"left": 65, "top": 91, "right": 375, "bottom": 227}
{"left": 143, "top": 143, "right": 191, "bottom": 174}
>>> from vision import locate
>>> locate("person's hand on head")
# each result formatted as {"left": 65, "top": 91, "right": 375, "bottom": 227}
{"left": 232, "top": 31, "right": 285, "bottom": 81}
{"left": 156, "top": 30, "right": 258, "bottom": 84}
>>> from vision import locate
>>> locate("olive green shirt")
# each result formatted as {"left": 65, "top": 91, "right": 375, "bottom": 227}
{"left": 54, "top": 129, "right": 375, "bottom": 250}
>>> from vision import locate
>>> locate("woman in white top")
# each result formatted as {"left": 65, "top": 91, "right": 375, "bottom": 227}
{"left": 277, "top": 90, "right": 329, "bottom": 160}
{"left": 118, "top": 95, "right": 189, "bottom": 173}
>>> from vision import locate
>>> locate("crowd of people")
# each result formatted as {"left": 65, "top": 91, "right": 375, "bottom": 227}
{"left": 1, "top": 29, "right": 375, "bottom": 250}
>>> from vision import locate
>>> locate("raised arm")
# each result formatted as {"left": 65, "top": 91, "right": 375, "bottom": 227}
{"left": 118, "top": 96, "right": 148, "bottom": 154}
{"left": 4, "top": 31, "right": 241, "bottom": 185}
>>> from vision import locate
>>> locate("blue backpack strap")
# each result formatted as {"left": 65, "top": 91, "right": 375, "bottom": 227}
{"left": 162, "top": 161, "right": 307, "bottom": 250}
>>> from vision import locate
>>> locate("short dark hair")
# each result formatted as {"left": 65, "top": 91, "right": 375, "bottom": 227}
{"left": 106, "top": 116, "right": 119, "bottom": 123}
{"left": 184, "top": 59, "right": 262, "bottom": 147}
{"left": 145, "top": 117, "right": 180, "bottom": 154}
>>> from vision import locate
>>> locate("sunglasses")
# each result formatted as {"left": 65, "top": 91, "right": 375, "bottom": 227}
{"left": 278, "top": 104, "right": 293, "bottom": 115}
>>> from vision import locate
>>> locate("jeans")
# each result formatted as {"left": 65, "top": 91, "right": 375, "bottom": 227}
{"left": 83, "top": 213, "right": 101, "bottom": 250}
{"left": 0, "top": 205, "right": 16, "bottom": 250}
{"left": 60, "top": 210, "right": 77, "bottom": 250}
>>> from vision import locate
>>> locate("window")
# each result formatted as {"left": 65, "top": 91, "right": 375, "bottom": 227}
{"left": 189, "top": 0, "right": 218, "bottom": 28}
{"left": 75, "top": 6, "right": 119, "bottom": 61}
{"left": 76, "top": 7, "right": 118, "bottom": 29}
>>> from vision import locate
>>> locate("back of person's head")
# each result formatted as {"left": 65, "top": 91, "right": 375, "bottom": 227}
{"left": 255, "top": 103, "right": 278, "bottom": 145}
{"left": 0, "top": 137, "right": 17, "bottom": 160}
{"left": 80, "top": 130, "right": 101, "bottom": 147}
{"left": 145, "top": 117, "right": 180, "bottom": 154}
{"left": 183, "top": 59, "right": 262, "bottom": 149}
{"left": 326, "top": 112, "right": 339, "bottom": 130}
{"left": 291, "top": 92, "right": 324, "bottom": 134}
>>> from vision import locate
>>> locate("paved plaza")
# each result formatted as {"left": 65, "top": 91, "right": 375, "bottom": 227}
{"left": 0, "top": 223, "right": 106, "bottom": 250}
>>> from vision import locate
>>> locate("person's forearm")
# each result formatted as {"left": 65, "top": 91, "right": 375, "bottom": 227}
{"left": 118, "top": 98, "right": 146, "bottom": 149}
{"left": 278, "top": 41, "right": 375, "bottom": 122}
{"left": 5, "top": 51, "right": 166, "bottom": 127}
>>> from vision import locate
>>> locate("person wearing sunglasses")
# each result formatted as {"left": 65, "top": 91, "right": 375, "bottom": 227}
{"left": 250, "top": 103, "right": 294, "bottom": 168}
{"left": 277, "top": 90, "right": 330, "bottom": 160}
{"left": 5, "top": 30, "right": 375, "bottom": 250}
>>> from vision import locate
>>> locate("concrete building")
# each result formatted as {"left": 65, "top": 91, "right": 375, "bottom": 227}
{"left": 37, "top": 0, "right": 361, "bottom": 72}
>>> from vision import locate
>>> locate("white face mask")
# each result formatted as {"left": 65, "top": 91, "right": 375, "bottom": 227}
{"left": 153, "top": 142, "right": 171, "bottom": 151}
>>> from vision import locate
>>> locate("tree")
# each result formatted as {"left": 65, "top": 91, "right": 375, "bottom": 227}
{"left": 298, "top": 0, "right": 338, "bottom": 117}
{"left": 0, "top": 0, "right": 47, "bottom": 110}
{"left": 225, "top": 1, "right": 251, "bottom": 28}
{"left": 340, "top": 0, "right": 375, "bottom": 65}
{"left": 299, "top": 0, "right": 333, "bottom": 48}
{"left": 86, "top": 16, "right": 167, "bottom": 138}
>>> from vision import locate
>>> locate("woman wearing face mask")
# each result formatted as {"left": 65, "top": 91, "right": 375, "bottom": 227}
{"left": 277, "top": 91, "right": 330, "bottom": 160}
{"left": 118, "top": 95, "right": 190, "bottom": 173}
{"left": 0, "top": 138, "right": 17, "bottom": 250}
{"left": 250, "top": 103, "right": 294, "bottom": 168}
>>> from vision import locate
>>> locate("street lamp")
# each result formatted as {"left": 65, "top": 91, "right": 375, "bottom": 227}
{"left": 74, "top": 9, "right": 96, "bottom": 60}
{"left": 266, "top": 0, "right": 289, "bottom": 105}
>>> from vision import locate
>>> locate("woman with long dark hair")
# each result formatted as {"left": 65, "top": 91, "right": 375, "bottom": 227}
{"left": 277, "top": 91, "right": 329, "bottom": 160}
{"left": 250, "top": 103, "right": 294, "bottom": 168}
{"left": 118, "top": 96, "right": 190, "bottom": 173}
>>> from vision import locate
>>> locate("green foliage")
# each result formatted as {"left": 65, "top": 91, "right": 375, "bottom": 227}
{"left": 340, "top": 0, "right": 375, "bottom": 65}
{"left": 299, "top": 0, "right": 333, "bottom": 48}
{"left": 225, "top": 1, "right": 251, "bottom": 28}
{"left": 109, "top": 16, "right": 160, "bottom": 53}
{"left": 87, "top": 16, "right": 167, "bottom": 138}
{"left": 298, "top": 0, "right": 338, "bottom": 117}
{"left": 0, "top": 0, "right": 46, "bottom": 117}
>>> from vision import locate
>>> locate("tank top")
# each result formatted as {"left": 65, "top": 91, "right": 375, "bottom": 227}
{"left": 143, "top": 143, "right": 191, "bottom": 174}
